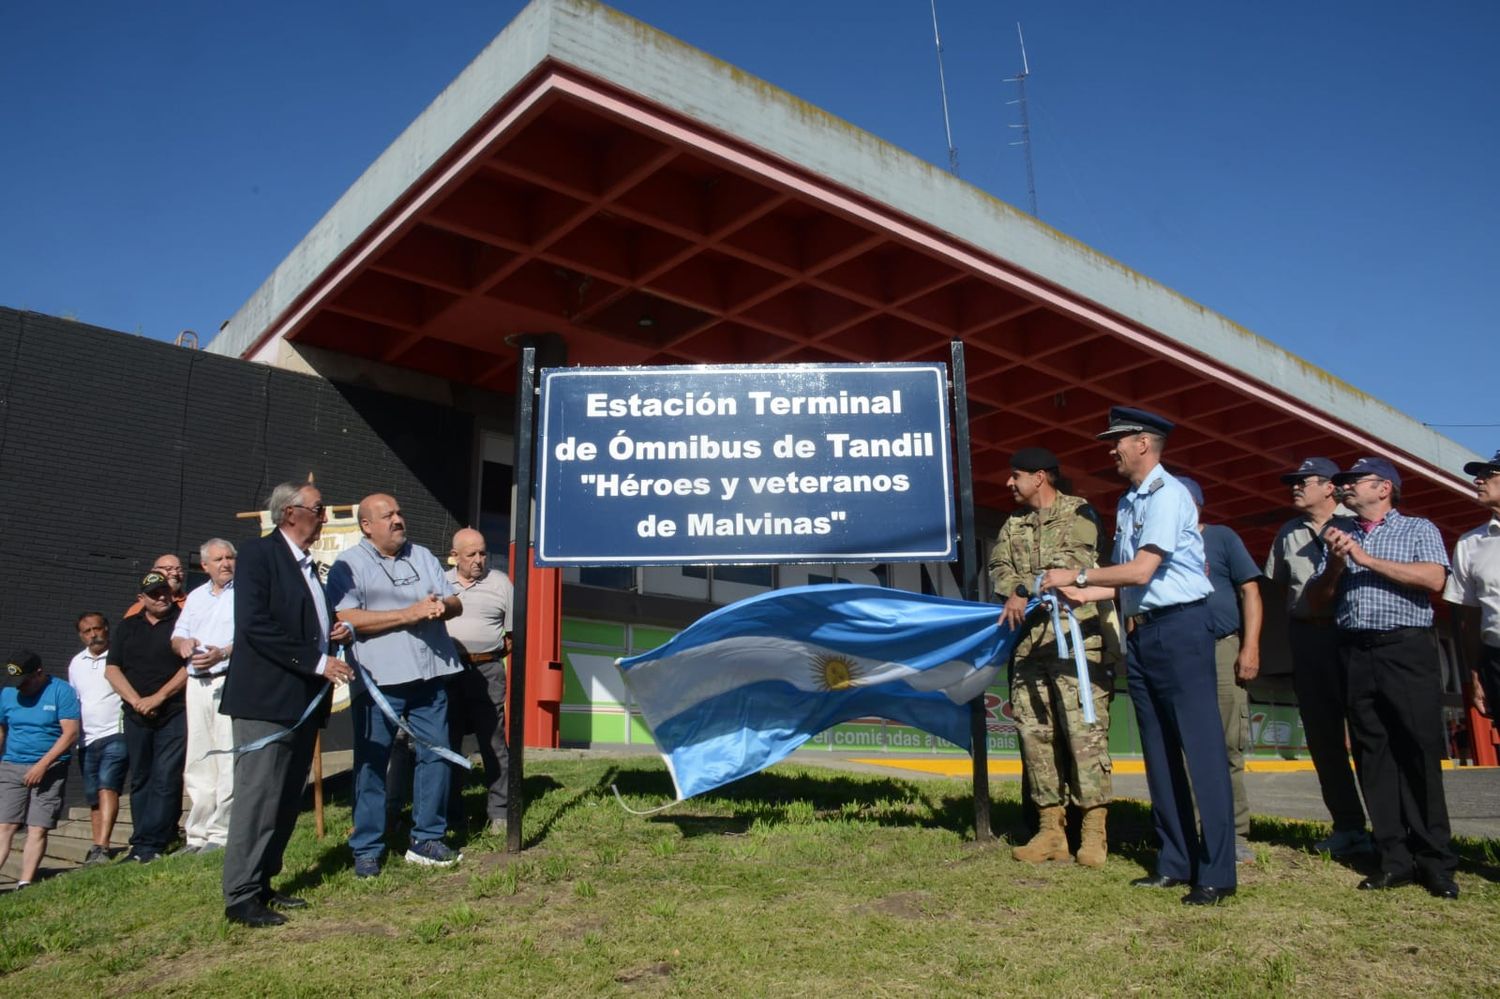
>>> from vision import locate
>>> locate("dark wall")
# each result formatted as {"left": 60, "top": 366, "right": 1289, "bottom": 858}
{"left": 0, "top": 308, "right": 474, "bottom": 677}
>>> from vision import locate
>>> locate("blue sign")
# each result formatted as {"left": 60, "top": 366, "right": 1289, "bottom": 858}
{"left": 535, "top": 364, "right": 954, "bottom": 565}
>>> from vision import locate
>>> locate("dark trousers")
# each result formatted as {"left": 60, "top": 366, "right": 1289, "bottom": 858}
{"left": 1126, "top": 601, "right": 1236, "bottom": 889}
{"left": 1478, "top": 645, "right": 1500, "bottom": 724}
{"left": 222, "top": 717, "right": 319, "bottom": 908}
{"left": 1289, "top": 618, "right": 1367, "bottom": 831}
{"left": 1339, "top": 627, "right": 1456, "bottom": 880}
{"left": 447, "top": 660, "right": 509, "bottom": 826}
{"left": 123, "top": 710, "right": 186, "bottom": 853}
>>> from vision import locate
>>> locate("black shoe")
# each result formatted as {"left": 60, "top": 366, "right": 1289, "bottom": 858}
{"left": 124, "top": 849, "right": 160, "bottom": 864}
{"left": 1131, "top": 874, "right": 1189, "bottom": 889}
{"left": 225, "top": 900, "right": 287, "bottom": 928}
{"left": 1357, "top": 871, "right": 1414, "bottom": 891}
{"left": 263, "top": 891, "right": 309, "bottom": 910}
{"left": 1182, "top": 885, "right": 1236, "bottom": 906}
{"left": 1422, "top": 876, "right": 1459, "bottom": 900}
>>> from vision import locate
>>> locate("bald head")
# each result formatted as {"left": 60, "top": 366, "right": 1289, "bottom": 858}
{"left": 358, "top": 493, "right": 407, "bottom": 556}
{"left": 451, "top": 528, "right": 490, "bottom": 582}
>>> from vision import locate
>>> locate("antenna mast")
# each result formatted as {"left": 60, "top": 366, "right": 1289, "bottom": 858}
{"left": 1006, "top": 22, "right": 1039, "bottom": 216}
{"left": 929, "top": 0, "right": 960, "bottom": 176}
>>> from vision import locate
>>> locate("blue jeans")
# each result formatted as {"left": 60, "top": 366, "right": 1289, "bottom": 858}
{"left": 78, "top": 734, "right": 129, "bottom": 806}
{"left": 350, "top": 677, "right": 452, "bottom": 859}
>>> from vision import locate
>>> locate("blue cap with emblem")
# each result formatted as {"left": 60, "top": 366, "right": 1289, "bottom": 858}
{"left": 1097, "top": 406, "right": 1175, "bottom": 440}
{"left": 1332, "top": 456, "right": 1402, "bottom": 488}
{"left": 1462, "top": 449, "right": 1500, "bottom": 478}
{"left": 1279, "top": 456, "right": 1340, "bottom": 484}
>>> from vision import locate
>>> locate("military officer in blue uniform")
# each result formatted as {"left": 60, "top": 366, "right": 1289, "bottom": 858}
{"left": 1040, "top": 406, "right": 1236, "bottom": 904}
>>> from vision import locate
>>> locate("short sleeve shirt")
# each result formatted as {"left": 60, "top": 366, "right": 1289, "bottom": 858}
{"left": 0, "top": 677, "right": 81, "bottom": 764}
{"left": 108, "top": 606, "right": 186, "bottom": 724}
{"left": 444, "top": 568, "right": 514, "bottom": 655}
{"left": 172, "top": 580, "right": 236, "bottom": 676}
{"left": 327, "top": 538, "right": 461, "bottom": 686}
{"left": 1316, "top": 509, "right": 1450, "bottom": 631}
{"left": 68, "top": 648, "right": 123, "bottom": 746}
{"left": 1263, "top": 507, "right": 1357, "bottom": 619}
{"left": 1444, "top": 516, "right": 1500, "bottom": 648}
{"left": 1202, "top": 524, "right": 1263, "bottom": 638}
{"left": 1113, "top": 463, "right": 1214, "bottom": 617}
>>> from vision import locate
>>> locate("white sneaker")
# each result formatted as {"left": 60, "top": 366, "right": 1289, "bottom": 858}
{"left": 404, "top": 840, "right": 462, "bottom": 867}
{"left": 1314, "top": 828, "right": 1373, "bottom": 856}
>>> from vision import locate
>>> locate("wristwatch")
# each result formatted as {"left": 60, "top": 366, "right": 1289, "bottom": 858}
{"left": 1075, "top": 569, "right": 1088, "bottom": 588}
{"left": 1013, "top": 584, "right": 1029, "bottom": 600}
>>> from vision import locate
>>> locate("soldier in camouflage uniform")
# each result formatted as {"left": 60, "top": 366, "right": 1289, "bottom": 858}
{"left": 988, "top": 447, "right": 1116, "bottom": 867}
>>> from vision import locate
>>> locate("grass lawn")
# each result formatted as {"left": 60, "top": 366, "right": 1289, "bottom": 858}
{"left": 2, "top": 752, "right": 1496, "bottom": 996}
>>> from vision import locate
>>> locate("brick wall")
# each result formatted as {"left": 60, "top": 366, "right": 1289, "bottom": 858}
{"left": 0, "top": 308, "right": 474, "bottom": 677}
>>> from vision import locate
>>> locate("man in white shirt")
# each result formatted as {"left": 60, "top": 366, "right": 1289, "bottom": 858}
{"left": 170, "top": 538, "right": 237, "bottom": 853}
{"left": 1445, "top": 449, "right": 1500, "bottom": 726}
{"left": 67, "top": 612, "right": 126, "bottom": 864}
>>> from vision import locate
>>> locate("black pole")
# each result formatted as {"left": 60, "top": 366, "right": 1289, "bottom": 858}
{"left": 504, "top": 344, "right": 538, "bottom": 853}
{"left": 950, "top": 340, "right": 990, "bottom": 841}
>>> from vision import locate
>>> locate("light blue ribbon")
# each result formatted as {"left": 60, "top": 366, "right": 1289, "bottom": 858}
{"left": 348, "top": 650, "right": 473, "bottom": 771}
{"left": 1035, "top": 574, "right": 1097, "bottom": 725}
{"left": 206, "top": 682, "right": 329, "bottom": 759}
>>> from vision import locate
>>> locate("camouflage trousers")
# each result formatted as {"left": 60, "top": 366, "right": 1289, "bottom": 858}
{"left": 1011, "top": 651, "right": 1114, "bottom": 809}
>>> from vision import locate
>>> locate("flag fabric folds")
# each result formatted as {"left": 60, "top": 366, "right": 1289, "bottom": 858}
{"left": 616, "top": 583, "right": 1025, "bottom": 800}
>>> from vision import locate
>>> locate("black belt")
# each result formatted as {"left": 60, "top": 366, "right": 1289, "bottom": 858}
{"left": 1128, "top": 598, "right": 1206, "bottom": 628}
{"left": 1338, "top": 626, "right": 1428, "bottom": 649}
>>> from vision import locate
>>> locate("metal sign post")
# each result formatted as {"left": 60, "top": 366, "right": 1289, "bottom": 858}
{"left": 504, "top": 343, "right": 537, "bottom": 854}
{"left": 950, "top": 341, "right": 990, "bottom": 841}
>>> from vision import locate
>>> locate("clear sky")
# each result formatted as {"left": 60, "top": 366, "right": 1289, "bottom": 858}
{"left": 3, "top": 1, "right": 1495, "bottom": 456}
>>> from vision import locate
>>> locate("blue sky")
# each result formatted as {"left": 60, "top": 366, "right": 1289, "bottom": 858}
{"left": 3, "top": 1, "right": 1495, "bottom": 456}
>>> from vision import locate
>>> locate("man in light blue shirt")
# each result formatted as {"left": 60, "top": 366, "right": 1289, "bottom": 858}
{"left": 1041, "top": 406, "right": 1235, "bottom": 905}
{"left": 327, "top": 493, "right": 464, "bottom": 876}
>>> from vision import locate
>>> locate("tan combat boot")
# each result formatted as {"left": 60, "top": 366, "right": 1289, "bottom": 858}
{"left": 1011, "top": 805, "right": 1070, "bottom": 863}
{"left": 1075, "top": 805, "right": 1108, "bottom": 868}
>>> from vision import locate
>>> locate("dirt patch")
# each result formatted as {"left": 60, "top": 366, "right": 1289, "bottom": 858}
{"left": 863, "top": 890, "right": 935, "bottom": 919}
{"left": 278, "top": 920, "right": 401, "bottom": 943}
{"left": 615, "top": 961, "right": 674, "bottom": 983}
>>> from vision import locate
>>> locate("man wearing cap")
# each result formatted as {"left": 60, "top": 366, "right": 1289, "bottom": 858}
{"left": 988, "top": 447, "right": 1115, "bottom": 868}
{"left": 444, "top": 527, "right": 513, "bottom": 838}
{"left": 124, "top": 553, "right": 188, "bottom": 619}
{"left": 68, "top": 613, "right": 128, "bottom": 864}
{"left": 1263, "top": 458, "right": 1370, "bottom": 856}
{"left": 1039, "top": 406, "right": 1236, "bottom": 905}
{"left": 170, "top": 538, "right": 238, "bottom": 854}
{"left": 1309, "top": 456, "right": 1458, "bottom": 898}
{"left": 1444, "top": 450, "right": 1500, "bottom": 760}
{"left": 220, "top": 481, "right": 354, "bottom": 928}
{"left": 0, "top": 650, "right": 82, "bottom": 888}
{"left": 327, "top": 493, "right": 464, "bottom": 877}
{"left": 1178, "top": 476, "right": 1263, "bottom": 864}
{"left": 106, "top": 571, "right": 189, "bottom": 863}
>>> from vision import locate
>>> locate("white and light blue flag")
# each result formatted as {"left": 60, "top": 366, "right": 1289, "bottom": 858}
{"left": 617, "top": 584, "right": 1027, "bottom": 800}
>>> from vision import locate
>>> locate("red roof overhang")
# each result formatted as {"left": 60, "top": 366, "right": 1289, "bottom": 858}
{"left": 245, "top": 64, "right": 1480, "bottom": 553}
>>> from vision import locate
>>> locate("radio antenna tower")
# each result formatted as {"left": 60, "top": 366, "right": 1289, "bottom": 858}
{"left": 1006, "top": 22, "right": 1039, "bottom": 216}
{"left": 928, "top": 0, "right": 960, "bottom": 176}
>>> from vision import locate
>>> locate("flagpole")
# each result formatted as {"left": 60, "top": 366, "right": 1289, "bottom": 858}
{"left": 949, "top": 341, "right": 991, "bottom": 841}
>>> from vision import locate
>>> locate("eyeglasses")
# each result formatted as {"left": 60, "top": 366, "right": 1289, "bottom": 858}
{"left": 376, "top": 556, "right": 420, "bottom": 586}
{"left": 289, "top": 503, "right": 327, "bottom": 517}
{"left": 1290, "top": 477, "right": 1328, "bottom": 490}
{"left": 1343, "top": 476, "right": 1386, "bottom": 488}
{"left": 143, "top": 589, "right": 173, "bottom": 601}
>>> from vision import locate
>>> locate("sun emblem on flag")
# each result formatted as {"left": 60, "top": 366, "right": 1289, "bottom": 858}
{"left": 812, "top": 653, "right": 862, "bottom": 691}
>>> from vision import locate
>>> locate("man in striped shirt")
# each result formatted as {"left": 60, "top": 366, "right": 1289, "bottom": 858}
{"left": 1308, "top": 456, "right": 1457, "bottom": 899}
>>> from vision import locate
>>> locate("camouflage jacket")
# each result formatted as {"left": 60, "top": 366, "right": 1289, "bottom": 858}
{"left": 988, "top": 493, "right": 1107, "bottom": 660}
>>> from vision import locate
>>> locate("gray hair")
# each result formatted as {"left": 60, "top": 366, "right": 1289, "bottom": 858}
{"left": 199, "top": 537, "right": 237, "bottom": 561}
{"left": 1143, "top": 433, "right": 1167, "bottom": 455}
{"left": 266, "top": 481, "right": 308, "bottom": 528}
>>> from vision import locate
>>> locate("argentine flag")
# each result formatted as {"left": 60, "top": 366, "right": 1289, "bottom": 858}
{"left": 617, "top": 584, "right": 1023, "bottom": 800}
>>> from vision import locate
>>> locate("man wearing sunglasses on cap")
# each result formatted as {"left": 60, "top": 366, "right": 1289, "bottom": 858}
{"left": 0, "top": 650, "right": 81, "bottom": 888}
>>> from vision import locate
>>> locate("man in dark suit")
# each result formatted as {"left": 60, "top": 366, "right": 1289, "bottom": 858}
{"left": 219, "top": 481, "right": 354, "bottom": 928}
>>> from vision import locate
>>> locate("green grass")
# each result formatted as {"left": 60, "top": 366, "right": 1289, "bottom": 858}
{"left": 2, "top": 753, "right": 1497, "bottom": 996}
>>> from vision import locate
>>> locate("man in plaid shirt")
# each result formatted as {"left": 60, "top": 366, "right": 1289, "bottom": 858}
{"left": 1308, "top": 456, "right": 1458, "bottom": 899}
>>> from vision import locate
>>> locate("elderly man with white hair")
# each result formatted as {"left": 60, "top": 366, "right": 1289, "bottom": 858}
{"left": 170, "top": 538, "right": 238, "bottom": 853}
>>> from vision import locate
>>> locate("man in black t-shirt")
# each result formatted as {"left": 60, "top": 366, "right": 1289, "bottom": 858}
{"left": 105, "top": 570, "right": 188, "bottom": 862}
